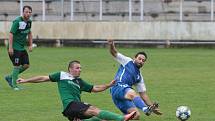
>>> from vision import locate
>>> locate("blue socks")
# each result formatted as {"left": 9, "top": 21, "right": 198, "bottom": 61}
{"left": 133, "top": 96, "right": 148, "bottom": 113}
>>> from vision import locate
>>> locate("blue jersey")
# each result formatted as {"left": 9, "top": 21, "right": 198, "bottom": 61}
{"left": 115, "top": 61, "right": 141, "bottom": 86}
{"left": 113, "top": 53, "right": 146, "bottom": 91}
{"left": 110, "top": 53, "right": 147, "bottom": 114}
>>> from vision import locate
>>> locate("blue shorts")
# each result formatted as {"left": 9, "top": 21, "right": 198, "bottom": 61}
{"left": 110, "top": 84, "right": 135, "bottom": 114}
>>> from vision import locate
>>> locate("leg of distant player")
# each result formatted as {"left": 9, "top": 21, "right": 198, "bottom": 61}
{"left": 5, "top": 64, "right": 29, "bottom": 88}
{"left": 19, "top": 64, "right": 29, "bottom": 74}
{"left": 11, "top": 66, "right": 20, "bottom": 88}
{"left": 12, "top": 65, "right": 29, "bottom": 88}
{"left": 13, "top": 51, "right": 29, "bottom": 90}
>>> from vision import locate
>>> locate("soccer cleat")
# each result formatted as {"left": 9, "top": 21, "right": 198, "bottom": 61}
{"left": 13, "top": 86, "right": 24, "bottom": 91}
{"left": 145, "top": 102, "right": 159, "bottom": 116}
{"left": 5, "top": 75, "right": 13, "bottom": 88}
{"left": 13, "top": 87, "right": 20, "bottom": 91}
{"left": 124, "top": 111, "right": 136, "bottom": 121}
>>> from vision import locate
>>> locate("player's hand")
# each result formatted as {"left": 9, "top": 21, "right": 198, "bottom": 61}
{"left": 109, "top": 80, "right": 116, "bottom": 87}
{"left": 107, "top": 39, "right": 114, "bottom": 45}
{"left": 8, "top": 47, "right": 14, "bottom": 55}
{"left": 16, "top": 78, "right": 25, "bottom": 84}
{"left": 153, "top": 108, "right": 163, "bottom": 115}
{"left": 28, "top": 46, "right": 33, "bottom": 52}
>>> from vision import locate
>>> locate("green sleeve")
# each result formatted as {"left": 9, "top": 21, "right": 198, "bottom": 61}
{"left": 10, "top": 20, "right": 19, "bottom": 34}
{"left": 49, "top": 72, "right": 61, "bottom": 82}
{"left": 79, "top": 79, "right": 93, "bottom": 92}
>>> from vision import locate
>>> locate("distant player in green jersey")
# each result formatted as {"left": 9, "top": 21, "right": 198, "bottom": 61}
{"left": 5, "top": 5, "right": 33, "bottom": 90}
{"left": 17, "top": 60, "right": 136, "bottom": 121}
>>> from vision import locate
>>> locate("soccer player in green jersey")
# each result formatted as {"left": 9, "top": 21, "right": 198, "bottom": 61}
{"left": 17, "top": 60, "right": 136, "bottom": 121}
{"left": 5, "top": 5, "right": 33, "bottom": 90}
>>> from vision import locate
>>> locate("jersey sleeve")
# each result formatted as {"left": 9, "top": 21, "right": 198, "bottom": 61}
{"left": 115, "top": 53, "right": 132, "bottom": 66}
{"left": 49, "top": 72, "right": 61, "bottom": 82}
{"left": 135, "top": 74, "right": 146, "bottom": 92}
{"left": 10, "top": 20, "right": 19, "bottom": 34}
{"left": 79, "top": 79, "right": 93, "bottom": 92}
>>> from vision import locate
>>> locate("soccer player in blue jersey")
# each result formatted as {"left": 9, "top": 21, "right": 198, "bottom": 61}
{"left": 107, "top": 39, "right": 162, "bottom": 119}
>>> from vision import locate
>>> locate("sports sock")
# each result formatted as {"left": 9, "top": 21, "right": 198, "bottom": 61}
{"left": 19, "top": 66, "right": 27, "bottom": 74}
{"left": 12, "top": 67, "right": 20, "bottom": 87}
{"left": 96, "top": 110, "right": 124, "bottom": 121}
{"left": 6, "top": 74, "right": 12, "bottom": 78}
{"left": 133, "top": 96, "right": 148, "bottom": 113}
{"left": 84, "top": 116, "right": 102, "bottom": 121}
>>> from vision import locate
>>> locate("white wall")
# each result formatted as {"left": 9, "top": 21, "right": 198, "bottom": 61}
{"left": 1, "top": 21, "right": 215, "bottom": 40}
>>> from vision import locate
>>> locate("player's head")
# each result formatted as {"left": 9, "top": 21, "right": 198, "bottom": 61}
{"left": 68, "top": 60, "right": 81, "bottom": 77}
{"left": 22, "top": 5, "right": 32, "bottom": 20}
{"left": 134, "top": 51, "right": 147, "bottom": 68}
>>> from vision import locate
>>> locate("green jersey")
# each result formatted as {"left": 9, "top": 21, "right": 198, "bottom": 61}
{"left": 10, "top": 16, "right": 32, "bottom": 50}
{"left": 49, "top": 71, "right": 93, "bottom": 110}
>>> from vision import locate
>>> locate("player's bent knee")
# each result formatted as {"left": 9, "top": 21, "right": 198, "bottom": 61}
{"left": 85, "top": 106, "right": 100, "bottom": 116}
{"left": 125, "top": 89, "right": 139, "bottom": 100}
{"left": 23, "top": 64, "right": 30, "bottom": 69}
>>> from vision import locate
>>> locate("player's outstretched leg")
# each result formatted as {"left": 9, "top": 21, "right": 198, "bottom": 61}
{"left": 94, "top": 110, "right": 136, "bottom": 121}
{"left": 124, "top": 111, "right": 136, "bottom": 121}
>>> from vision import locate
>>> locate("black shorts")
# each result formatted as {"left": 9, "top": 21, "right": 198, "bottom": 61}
{"left": 9, "top": 50, "right": 29, "bottom": 66}
{"left": 62, "top": 101, "right": 92, "bottom": 121}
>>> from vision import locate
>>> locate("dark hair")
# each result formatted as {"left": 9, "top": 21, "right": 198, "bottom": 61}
{"left": 135, "top": 51, "right": 147, "bottom": 59}
{"left": 23, "top": 5, "right": 32, "bottom": 12}
{"left": 68, "top": 60, "right": 80, "bottom": 71}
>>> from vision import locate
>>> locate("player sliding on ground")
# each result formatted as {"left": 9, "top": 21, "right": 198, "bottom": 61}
{"left": 17, "top": 60, "right": 136, "bottom": 121}
{"left": 107, "top": 39, "right": 162, "bottom": 120}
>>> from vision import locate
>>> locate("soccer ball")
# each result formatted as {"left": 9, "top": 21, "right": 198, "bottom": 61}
{"left": 32, "top": 43, "right": 37, "bottom": 48}
{"left": 176, "top": 106, "right": 191, "bottom": 121}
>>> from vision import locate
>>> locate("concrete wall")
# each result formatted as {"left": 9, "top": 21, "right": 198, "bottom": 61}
{"left": 1, "top": 21, "right": 215, "bottom": 40}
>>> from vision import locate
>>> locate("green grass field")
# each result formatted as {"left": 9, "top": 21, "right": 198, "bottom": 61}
{"left": 0, "top": 47, "right": 215, "bottom": 121}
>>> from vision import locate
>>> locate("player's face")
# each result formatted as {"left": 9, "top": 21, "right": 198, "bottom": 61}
{"left": 70, "top": 63, "right": 81, "bottom": 77}
{"left": 23, "top": 7, "right": 32, "bottom": 20}
{"left": 134, "top": 54, "right": 146, "bottom": 68}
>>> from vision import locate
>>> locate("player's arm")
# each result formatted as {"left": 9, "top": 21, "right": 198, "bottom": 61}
{"left": 91, "top": 80, "right": 115, "bottom": 92}
{"left": 17, "top": 76, "right": 51, "bottom": 83}
{"left": 9, "top": 19, "right": 19, "bottom": 55}
{"left": 107, "top": 39, "right": 132, "bottom": 66}
{"left": 107, "top": 39, "right": 118, "bottom": 57}
{"left": 28, "top": 31, "right": 33, "bottom": 52}
{"left": 139, "top": 91, "right": 153, "bottom": 106}
{"left": 135, "top": 81, "right": 153, "bottom": 106}
{"left": 136, "top": 81, "right": 163, "bottom": 115}
{"left": 139, "top": 91, "right": 162, "bottom": 115}
{"left": 8, "top": 32, "right": 14, "bottom": 55}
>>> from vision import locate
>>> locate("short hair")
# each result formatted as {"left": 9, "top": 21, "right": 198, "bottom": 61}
{"left": 23, "top": 5, "right": 32, "bottom": 12}
{"left": 135, "top": 51, "right": 147, "bottom": 59}
{"left": 68, "top": 60, "right": 80, "bottom": 71}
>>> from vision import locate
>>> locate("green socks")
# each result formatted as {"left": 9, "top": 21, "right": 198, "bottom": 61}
{"left": 83, "top": 116, "right": 102, "bottom": 121}
{"left": 83, "top": 110, "right": 124, "bottom": 121}
{"left": 10, "top": 66, "right": 27, "bottom": 88}
{"left": 19, "top": 66, "right": 27, "bottom": 74}
{"left": 96, "top": 110, "right": 124, "bottom": 121}
{"left": 12, "top": 67, "right": 19, "bottom": 87}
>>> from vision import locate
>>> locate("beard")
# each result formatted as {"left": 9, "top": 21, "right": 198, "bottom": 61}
{"left": 136, "top": 63, "right": 143, "bottom": 68}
